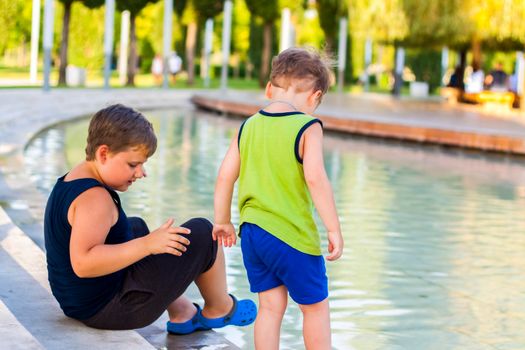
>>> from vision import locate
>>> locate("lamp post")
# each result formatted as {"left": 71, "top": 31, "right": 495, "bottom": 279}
{"left": 103, "top": 0, "right": 115, "bottom": 89}
{"left": 220, "top": 0, "right": 232, "bottom": 91}
{"left": 43, "top": 0, "right": 55, "bottom": 91}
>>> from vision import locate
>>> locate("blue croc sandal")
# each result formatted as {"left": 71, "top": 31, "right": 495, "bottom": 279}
{"left": 198, "top": 294, "right": 257, "bottom": 329}
{"left": 167, "top": 304, "right": 210, "bottom": 335}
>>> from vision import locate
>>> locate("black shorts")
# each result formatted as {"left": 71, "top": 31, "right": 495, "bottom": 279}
{"left": 82, "top": 217, "right": 217, "bottom": 330}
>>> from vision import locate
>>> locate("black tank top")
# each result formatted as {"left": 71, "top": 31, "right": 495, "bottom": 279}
{"left": 44, "top": 175, "right": 132, "bottom": 320}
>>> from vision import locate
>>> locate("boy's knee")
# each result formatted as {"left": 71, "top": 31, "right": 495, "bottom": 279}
{"left": 182, "top": 217, "right": 212, "bottom": 234}
{"left": 181, "top": 217, "right": 215, "bottom": 251}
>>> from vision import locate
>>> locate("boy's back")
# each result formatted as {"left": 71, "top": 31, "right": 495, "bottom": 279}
{"left": 238, "top": 110, "right": 322, "bottom": 255}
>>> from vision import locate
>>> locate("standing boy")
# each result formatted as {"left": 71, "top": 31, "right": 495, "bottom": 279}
{"left": 213, "top": 48, "right": 344, "bottom": 349}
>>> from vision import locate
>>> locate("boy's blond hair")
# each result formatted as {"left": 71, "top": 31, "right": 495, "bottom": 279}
{"left": 270, "top": 47, "right": 332, "bottom": 96}
{"left": 85, "top": 104, "right": 157, "bottom": 160}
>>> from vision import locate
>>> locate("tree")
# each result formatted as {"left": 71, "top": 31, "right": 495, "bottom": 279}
{"left": 316, "top": 0, "right": 347, "bottom": 54}
{"left": 245, "top": 0, "right": 279, "bottom": 86}
{"left": 117, "top": 0, "right": 159, "bottom": 86}
{"left": 184, "top": 0, "right": 222, "bottom": 86}
{"left": 57, "top": 0, "right": 104, "bottom": 85}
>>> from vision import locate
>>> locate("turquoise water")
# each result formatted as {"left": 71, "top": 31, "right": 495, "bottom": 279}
{"left": 24, "top": 108, "right": 525, "bottom": 350}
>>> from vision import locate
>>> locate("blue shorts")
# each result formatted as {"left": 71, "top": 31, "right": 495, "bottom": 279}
{"left": 240, "top": 222, "right": 328, "bottom": 305}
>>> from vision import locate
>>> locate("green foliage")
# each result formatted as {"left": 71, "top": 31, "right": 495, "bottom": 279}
{"left": 0, "top": 0, "right": 31, "bottom": 56}
{"left": 116, "top": 0, "right": 158, "bottom": 15}
{"left": 140, "top": 38, "right": 155, "bottom": 72}
{"left": 400, "top": 0, "right": 470, "bottom": 48}
{"left": 64, "top": 3, "right": 106, "bottom": 69}
{"left": 349, "top": 0, "right": 407, "bottom": 43}
{"left": 248, "top": 16, "right": 263, "bottom": 73}
{"left": 194, "top": 0, "right": 223, "bottom": 21}
{"left": 245, "top": 0, "right": 278, "bottom": 23}
{"left": 83, "top": 0, "right": 105, "bottom": 9}
{"left": 173, "top": 0, "right": 187, "bottom": 16}
{"left": 316, "top": 0, "right": 347, "bottom": 50}
{"left": 405, "top": 48, "right": 442, "bottom": 92}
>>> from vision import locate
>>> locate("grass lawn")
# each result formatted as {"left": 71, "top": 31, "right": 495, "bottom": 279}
{"left": 0, "top": 65, "right": 416, "bottom": 95}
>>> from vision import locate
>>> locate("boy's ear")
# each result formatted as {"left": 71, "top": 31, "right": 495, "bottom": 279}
{"left": 96, "top": 145, "right": 110, "bottom": 163}
{"left": 309, "top": 90, "right": 323, "bottom": 106}
{"left": 265, "top": 81, "right": 273, "bottom": 99}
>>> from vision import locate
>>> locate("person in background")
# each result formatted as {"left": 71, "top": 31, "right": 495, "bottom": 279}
{"left": 485, "top": 61, "right": 508, "bottom": 92}
{"left": 151, "top": 54, "right": 163, "bottom": 86}
{"left": 465, "top": 62, "right": 485, "bottom": 94}
{"left": 168, "top": 51, "right": 182, "bottom": 85}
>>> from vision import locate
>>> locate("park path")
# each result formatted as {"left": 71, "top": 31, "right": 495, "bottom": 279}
{"left": 192, "top": 90, "right": 525, "bottom": 154}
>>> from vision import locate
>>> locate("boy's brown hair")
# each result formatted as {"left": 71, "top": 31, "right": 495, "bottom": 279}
{"left": 270, "top": 47, "right": 333, "bottom": 96}
{"left": 85, "top": 104, "right": 157, "bottom": 160}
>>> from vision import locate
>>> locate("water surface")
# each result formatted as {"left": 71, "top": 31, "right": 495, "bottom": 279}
{"left": 24, "top": 108, "right": 525, "bottom": 350}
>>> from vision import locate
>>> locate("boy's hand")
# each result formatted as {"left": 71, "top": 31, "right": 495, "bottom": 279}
{"left": 326, "top": 231, "right": 343, "bottom": 261}
{"left": 212, "top": 223, "right": 237, "bottom": 247}
{"left": 145, "top": 218, "right": 191, "bottom": 256}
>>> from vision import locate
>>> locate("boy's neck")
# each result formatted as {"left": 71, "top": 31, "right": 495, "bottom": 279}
{"left": 263, "top": 100, "right": 298, "bottom": 113}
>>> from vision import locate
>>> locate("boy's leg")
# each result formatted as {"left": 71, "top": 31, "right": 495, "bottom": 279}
{"left": 127, "top": 217, "right": 200, "bottom": 323}
{"left": 298, "top": 299, "right": 331, "bottom": 350}
{"left": 194, "top": 245, "right": 234, "bottom": 318}
{"left": 255, "top": 285, "right": 288, "bottom": 350}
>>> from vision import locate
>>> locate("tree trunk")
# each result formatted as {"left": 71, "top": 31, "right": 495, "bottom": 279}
{"left": 58, "top": 0, "right": 72, "bottom": 85}
{"left": 260, "top": 22, "right": 272, "bottom": 87}
{"left": 126, "top": 13, "right": 137, "bottom": 87}
{"left": 458, "top": 49, "right": 467, "bottom": 91}
{"left": 185, "top": 21, "right": 197, "bottom": 86}
{"left": 471, "top": 37, "right": 482, "bottom": 70}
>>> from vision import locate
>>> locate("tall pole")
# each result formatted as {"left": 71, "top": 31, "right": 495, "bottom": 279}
{"left": 516, "top": 51, "right": 524, "bottom": 95}
{"left": 103, "top": 0, "right": 115, "bottom": 89}
{"left": 204, "top": 18, "right": 214, "bottom": 88}
{"left": 118, "top": 11, "right": 130, "bottom": 85}
{"left": 43, "top": 0, "right": 55, "bottom": 91}
{"left": 337, "top": 17, "right": 347, "bottom": 93}
{"left": 393, "top": 46, "right": 405, "bottom": 96}
{"left": 162, "top": 0, "right": 173, "bottom": 89}
{"left": 220, "top": 0, "right": 232, "bottom": 91}
{"left": 441, "top": 46, "right": 449, "bottom": 86}
{"left": 280, "top": 8, "right": 291, "bottom": 53}
{"left": 30, "top": 0, "right": 41, "bottom": 83}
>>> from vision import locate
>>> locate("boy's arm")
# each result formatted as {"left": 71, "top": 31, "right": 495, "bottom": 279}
{"left": 213, "top": 133, "right": 241, "bottom": 247}
{"left": 302, "top": 123, "right": 343, "bottom": 261}
{"left": 69, "top": 187, "right": 190, "bottom": 278}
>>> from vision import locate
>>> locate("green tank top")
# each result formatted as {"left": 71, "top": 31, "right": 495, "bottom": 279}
{"left": 238, "top": 110, "right": 322, "bottom": 255}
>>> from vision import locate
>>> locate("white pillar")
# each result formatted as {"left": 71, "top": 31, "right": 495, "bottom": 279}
{"left": 103, "top": 0, "right": 115, "bottom": 89}
{"left": 395, "top": 47, "right": 405, "bottom": 75}
{"left": 42, "top": 0, "right": 54, "bottom": 91}
{"left": 162, "top": 0, "right": 173, "bottom": 89}
{"left": 393, "top": 46, "right": 405, "bottom": 96}
{"left": 364, "top": 37, "right": 372, "bottom": 91}
{"left": 280, "top": 8, "right": 291, "bottom": 53}
{"left": 30, "top": 0, "right": 41, "bottom": 83}
{"left": 337, "top": 17, "right": 347, "bottom": 93}
{"left": 204, "top": 18, "right": 214, "bottom": 88}
{"left": 118, "top": 11, "right": 130, "bottom": 85}
{"left": 516, "top": 51, "right": 524, "bottom": 96}
{"left": 220, "top": 0, "right": 232, "bottom": 91}
{"left": 441, "top": 46, "right": 449, "bottom": 86}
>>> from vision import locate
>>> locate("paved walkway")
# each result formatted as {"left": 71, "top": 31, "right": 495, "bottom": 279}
{"left": 0, "top": 88, "right": 239, "bottom": 350}
{"left": 192, "top": 91, "right": 525, "bottom": 154}
{"left": 1, "top": 88, "right": 524, "bottom": 349}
